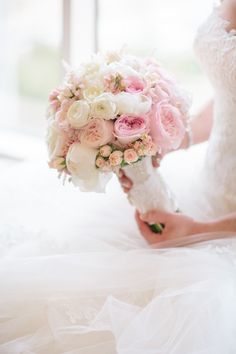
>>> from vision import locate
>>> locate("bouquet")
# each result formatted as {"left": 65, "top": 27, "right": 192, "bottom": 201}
{"left": 46, "top": 51, "right": 190, "bottom": 232}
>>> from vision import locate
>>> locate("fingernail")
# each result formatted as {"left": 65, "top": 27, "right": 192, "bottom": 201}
{"left": 140, "top": 213, "right": 146, "bottom": 221}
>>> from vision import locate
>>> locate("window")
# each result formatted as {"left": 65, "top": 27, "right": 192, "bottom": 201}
{"left": 0, "top": 0, "right": 62, "bottom": 137}
{"left": 97, "top": 0, "right": 214, "bottom": 110}
{"left": 1, "top": 0, "right": 215, "bottom": 140}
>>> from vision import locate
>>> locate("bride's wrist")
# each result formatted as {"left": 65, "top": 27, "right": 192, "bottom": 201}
{"left": 191, "top": 220, "right": 215, "bottom": 235}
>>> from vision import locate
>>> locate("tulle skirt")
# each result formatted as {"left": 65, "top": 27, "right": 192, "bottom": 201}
{"left": 1, "top": 140, "right": 236, "bottom": 354}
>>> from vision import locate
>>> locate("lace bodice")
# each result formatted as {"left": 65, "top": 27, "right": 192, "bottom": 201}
{"left": 193, "top": 7, "right": 236, "bottom": 218}
{"left": 194, "top": 7, "right": 236, "bottom": 92}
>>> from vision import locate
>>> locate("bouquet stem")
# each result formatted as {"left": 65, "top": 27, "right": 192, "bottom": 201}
{"left": 149, "top": 223, "right": 165, "bottom": 234}
{"left": 122, "top": 157, "right": 178, "bottom": 235}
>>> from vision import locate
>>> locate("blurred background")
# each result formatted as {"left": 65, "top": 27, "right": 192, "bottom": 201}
{"left": 0, "top": 0, "right": 216, "bottom": 157}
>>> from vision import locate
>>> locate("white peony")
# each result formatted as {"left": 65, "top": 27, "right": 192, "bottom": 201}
{"left": 135, "top": 94, "right": 152, "bottom": 115}
{"left": 67, "top": 100, "right": 90, "bottom": 129}
{"left": 46, "top": 120, "right": 67, "bottom": 160}
{"left": 66, "top": 143, "right": 111, "bottom": 192}
{"left": 102, "top": 62, "right": 138, "bottom": 78}
{"left": 115, "top": 92, "right": 151, "bottom": 116}
{"left": 90, "top": 93, "right": 117, "bottom": 120}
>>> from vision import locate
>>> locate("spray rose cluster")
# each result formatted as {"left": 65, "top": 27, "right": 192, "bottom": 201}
{"left": 46, "top": 51, "right": 190, "bottom": 192}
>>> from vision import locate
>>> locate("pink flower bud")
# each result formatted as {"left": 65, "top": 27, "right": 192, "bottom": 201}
{"left": 124, "top": 149, "right": 139, "bottom": 164}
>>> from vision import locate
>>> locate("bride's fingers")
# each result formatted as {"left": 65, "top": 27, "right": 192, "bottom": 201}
{"left": 152, "top": 155, "right": 161, "bottom": 168}
{"left": 139, "top": 209, "right": 170, "bottom": 224}
{"left": 135, "top": 211, "right": 161, "bottom": 244}
{"left": 118, "top": 169, "right": 125, "bottom": 178}
{"left": 119, "top": 176, "right": 133, "bottom": 190}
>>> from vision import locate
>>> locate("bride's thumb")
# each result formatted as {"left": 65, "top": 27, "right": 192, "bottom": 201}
{"left": 139, "top": 209, "right": 165, "bottom": 223}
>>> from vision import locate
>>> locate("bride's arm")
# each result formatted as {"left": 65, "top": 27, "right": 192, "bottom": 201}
{"left": 135, "top": 209, "right": 236, "bottom": 247}
{"left": 220, "top": 0, "right": 236, "bottom": 32}
{"left": 180, "top": 100, "right": 213, "bottom": 149}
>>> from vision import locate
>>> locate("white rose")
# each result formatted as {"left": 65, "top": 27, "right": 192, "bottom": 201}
{"left": 67, "top": 100, "right": 90, "bottom": 129}
{"left": 82, "top": 87, "right": 103, "bottom": 101}
{"left": 90, "top": 93, "right": 117, "bottom": 120}
{"left": 115, "top": 92, "right": 151, "bottom": 116}
{"left": 46, "top": 121, "right": 67, "bottom": 160}
{"left": 66, "top": 143, "right": 111, "bottom": 192}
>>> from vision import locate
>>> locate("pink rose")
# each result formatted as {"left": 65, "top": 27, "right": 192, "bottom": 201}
{"left": 133, "top": 141, "right": 144, "bottom": 156}
{"left": 143, "top": 141, "right": 158, "bottom": 156}
{"left": 96, "top": 157, "right": 111, "bottom": 171}
{"left": 155, "top": 80, "right": 190, "bottom": 117}
{"left": 150, "top": 101, "right": 185, "bottom": 152}
{"left": 114, "top": 115, "right": 149, "bottom": 145}
{"left": 148, "top": 82, "right": 169, "bottom": 104}
{"left": 124, "top": 149, "right": 139, "bottom": 164}
{"left": 109, "top": 150, "right": 123, "bottom": 166}
{"left": 133, "top": 138, "right": 158, "bottom": 157}
{"left": 144, "top": 57, "right": 161, "bottom": 72}
{"left": 95, "top": 156, "right": 106, "bottom": 169}
{"left": 49, "top": 88, "right": 61, "bottom": 111}
{"left": 56, "top": 98, "right": 76, "bottom": 131}
{"left": 99, "top": 145, "right": 112, "bottom": 158}
{"left": 80, "top": 118, "right": 113, "bottom": 148}
{"left": 124, "top": 76, "right": 145, "bottom": 93}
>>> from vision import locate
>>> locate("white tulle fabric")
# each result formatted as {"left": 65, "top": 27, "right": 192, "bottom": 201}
{"left": 1, "top": 7, "right": 236, "bottom": 354}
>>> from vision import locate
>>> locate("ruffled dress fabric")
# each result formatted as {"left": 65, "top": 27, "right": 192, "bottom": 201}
{"left": 1, "top": 138, "right": 236, "bottom": 354}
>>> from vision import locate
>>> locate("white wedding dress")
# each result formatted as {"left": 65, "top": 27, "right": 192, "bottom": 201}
{"left": 1, "top": 7, "right": 236, "bottom": 354}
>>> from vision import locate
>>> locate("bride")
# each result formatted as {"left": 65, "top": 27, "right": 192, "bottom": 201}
{"left": 1, "top": 1, "right": 236, "bottom": 353}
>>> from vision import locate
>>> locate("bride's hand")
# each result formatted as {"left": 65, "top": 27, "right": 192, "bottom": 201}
{"left": 135, "top": 209, "right": 200, "bottom": 245}
{"left": 118, "top": 155, "right": 161, "bottom": 193}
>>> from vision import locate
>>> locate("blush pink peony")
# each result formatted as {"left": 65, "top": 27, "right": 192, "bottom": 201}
{"left": 150, "top": 101, "right": 185, "bottom": 152}
{"left": 114, "top": 115, "right": 149, "bottom": 145}
{"left": 80, "top": 119, "right": 114, "bottom": 148}
{"left": 124, "top": 76, "right": 145, "bottom": 93}
{"left": 49, "top": 88, "right": 61, "bottom": 111}
{"left": 55, "top": 98, "right": 76, "bottom": 131}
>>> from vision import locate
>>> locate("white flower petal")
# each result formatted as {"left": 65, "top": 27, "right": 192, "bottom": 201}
{"left": 67, "top": 100, "right": 90, "bottom": 129}
{"left": 115, "top": 93, "right": 151, "bottom": 116}
{"left": 90, "top": 93, "right": 117, "bottom": 120}
{"left": 66, "top": 143, "right": 111, "bottom": 192}
{"left": 46, "top": 121, "right": 66, "bottom": 159}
